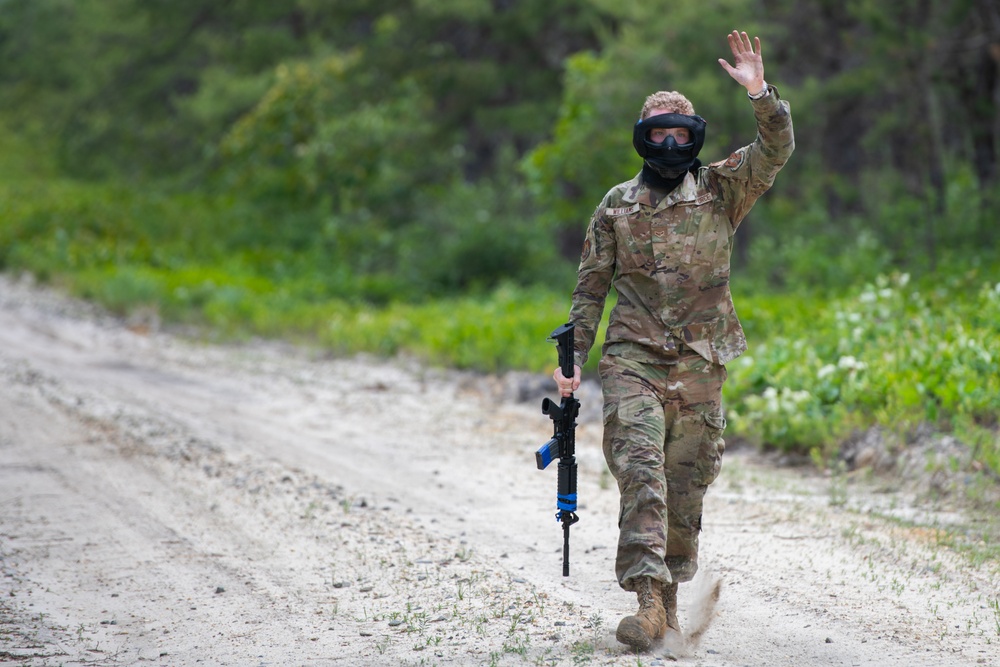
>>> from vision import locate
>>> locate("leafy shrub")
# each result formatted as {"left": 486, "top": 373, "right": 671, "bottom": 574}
{"left": 726, "top": 272, "right": 1000, "bottom": 475}
{"left": 2, "top": 125, "right": 998, "bottom": 478}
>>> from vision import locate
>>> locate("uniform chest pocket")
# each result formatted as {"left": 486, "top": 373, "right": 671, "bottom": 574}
{"left": 676, "top": 195, "right": 730, "bottom": 269}
{"left": 612, "top": 213, "right": 652, "bottom": 272}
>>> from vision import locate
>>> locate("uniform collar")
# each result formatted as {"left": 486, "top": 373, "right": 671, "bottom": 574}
{"left": 623, "top": 171, "right": 700, "bottom": 210}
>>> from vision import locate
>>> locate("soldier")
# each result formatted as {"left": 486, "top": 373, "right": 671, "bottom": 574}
{"left": 553, "top": 30, "right": 794, "bottom": 651}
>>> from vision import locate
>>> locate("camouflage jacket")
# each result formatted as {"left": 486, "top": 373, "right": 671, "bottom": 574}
{"left": 570, "top": 87, "right": 794, "bottom": 368}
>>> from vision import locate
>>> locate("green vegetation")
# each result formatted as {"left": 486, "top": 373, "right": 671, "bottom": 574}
{"left": 1, "top": 0, "right": 998, "bottom": 486}
{"left": 2, "top": 167, "right": 997, "bottom": 478}
{"left": 726, "top": 275, "right": 1000, "bottom": 473}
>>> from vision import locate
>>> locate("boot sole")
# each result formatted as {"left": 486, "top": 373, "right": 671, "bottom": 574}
{"left": 616, "top": 618, "right": 654, "bottom": 651}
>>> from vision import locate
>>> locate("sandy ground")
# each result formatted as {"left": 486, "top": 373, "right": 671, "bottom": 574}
{"left": 0, "top": 274, "right": 998, "bottom": 667}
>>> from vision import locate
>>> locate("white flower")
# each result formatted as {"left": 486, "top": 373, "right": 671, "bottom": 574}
{"left": 788, "top": 389, "right": 812, "bottom": 405}
{"left": 763, "top": 387, "right": 779, "bottom": 413}
{"left": 818, "top": 364, "right": 837, "bottom": 379}
{"left": 838, "top": 356, "right": 867, "bottom": 371}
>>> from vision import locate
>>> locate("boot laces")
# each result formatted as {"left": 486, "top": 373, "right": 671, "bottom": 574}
{"left": 638, "top": 581, "right": 656, "bottom": 608}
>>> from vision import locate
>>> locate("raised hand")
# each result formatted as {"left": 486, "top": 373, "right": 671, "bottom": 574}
{"left": 718, "top": 30, "right": 765, "bottom": 94}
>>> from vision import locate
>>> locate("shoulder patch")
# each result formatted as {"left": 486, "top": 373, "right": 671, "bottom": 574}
{"left": 711, "top": 150, "right": 745, "bottom": 172}
{"left": 605, "top": 203, "right": 640, "bottom": 217}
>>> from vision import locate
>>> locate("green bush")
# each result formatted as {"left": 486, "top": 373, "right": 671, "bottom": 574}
{"left": 2, "top": 122, "right": 998, "bottom": 479}
{"left": 726, "top": 272, "right": 1000, "bottom": 474}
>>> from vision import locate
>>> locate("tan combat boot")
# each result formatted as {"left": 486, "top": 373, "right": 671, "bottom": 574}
{"left": 615, "top": 577, "right": 666, "bottom": 651}
{"left": 661, "top": 581, "right": 680, "bottom": 634}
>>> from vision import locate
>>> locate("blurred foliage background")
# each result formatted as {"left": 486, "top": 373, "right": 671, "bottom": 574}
{"left": 1, "top": 0, "right": 998, "bottom": 480}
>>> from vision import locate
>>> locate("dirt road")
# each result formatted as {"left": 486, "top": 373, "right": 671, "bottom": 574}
{"left": 1, "top": 275, "right": 997, "bottom": 666}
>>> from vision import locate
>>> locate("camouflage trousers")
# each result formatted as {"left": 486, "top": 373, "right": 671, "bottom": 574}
{"left": 598, "top": 352, "right": 727, "bottom": 591}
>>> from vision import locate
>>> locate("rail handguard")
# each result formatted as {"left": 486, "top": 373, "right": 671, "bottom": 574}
{"left": 535, "top": 322, "right": 581, "bottom": 576}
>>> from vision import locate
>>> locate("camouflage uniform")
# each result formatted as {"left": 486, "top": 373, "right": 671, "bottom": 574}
{"left": 569, "top": 87, "right": 794, "bottom": 591}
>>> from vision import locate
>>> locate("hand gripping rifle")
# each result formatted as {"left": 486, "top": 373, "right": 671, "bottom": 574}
{"left": 535, "top": 322, "right": 581, "bottom": 576}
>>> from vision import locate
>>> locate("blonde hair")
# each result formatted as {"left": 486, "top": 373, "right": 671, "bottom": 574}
{"left": 640, "top": 91, "right": 695, "bottom": 119}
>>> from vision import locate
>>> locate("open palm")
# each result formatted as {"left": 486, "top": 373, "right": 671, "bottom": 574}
{"left": 718, "top": 30, "right": 765, "bottom": 92}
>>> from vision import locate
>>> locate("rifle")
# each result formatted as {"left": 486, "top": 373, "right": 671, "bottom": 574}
{"left": 535, "top": 322, "right": 581, "bottom": 577}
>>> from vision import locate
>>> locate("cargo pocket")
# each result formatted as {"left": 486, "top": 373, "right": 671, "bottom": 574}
{"left": 599, "top": 363, "right": 622, "bottom": 479}
{"left": 696, "top": 409, "right": 727, "bottom": 486}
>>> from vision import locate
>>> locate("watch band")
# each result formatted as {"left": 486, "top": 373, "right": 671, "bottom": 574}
{"left": 748, "top": 81, "right": 769, "bottom": 100}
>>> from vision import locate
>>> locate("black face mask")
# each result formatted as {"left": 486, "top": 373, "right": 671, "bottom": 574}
{"left": 633, "top": 113, "right": 707, "bottom": 191}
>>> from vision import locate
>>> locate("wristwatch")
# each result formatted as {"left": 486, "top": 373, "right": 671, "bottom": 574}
{"left": 748, "top": 81, "right": 769, "bottom": 100}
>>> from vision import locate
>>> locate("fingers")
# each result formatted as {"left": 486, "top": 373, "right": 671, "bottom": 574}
{"left": 553, "top": 368, "right": 570, "bottom": 396}
{"left": 727, "top": 29, "right": 759, "bottom": 56}
{"left": 553, "top": 365, "right": 582, "bottom": 397}
{"left": 557, "top": 378, "right": 575, "bottom": 397}
{"left": 721, "top": 31, "right": 764, "bottom": 87}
